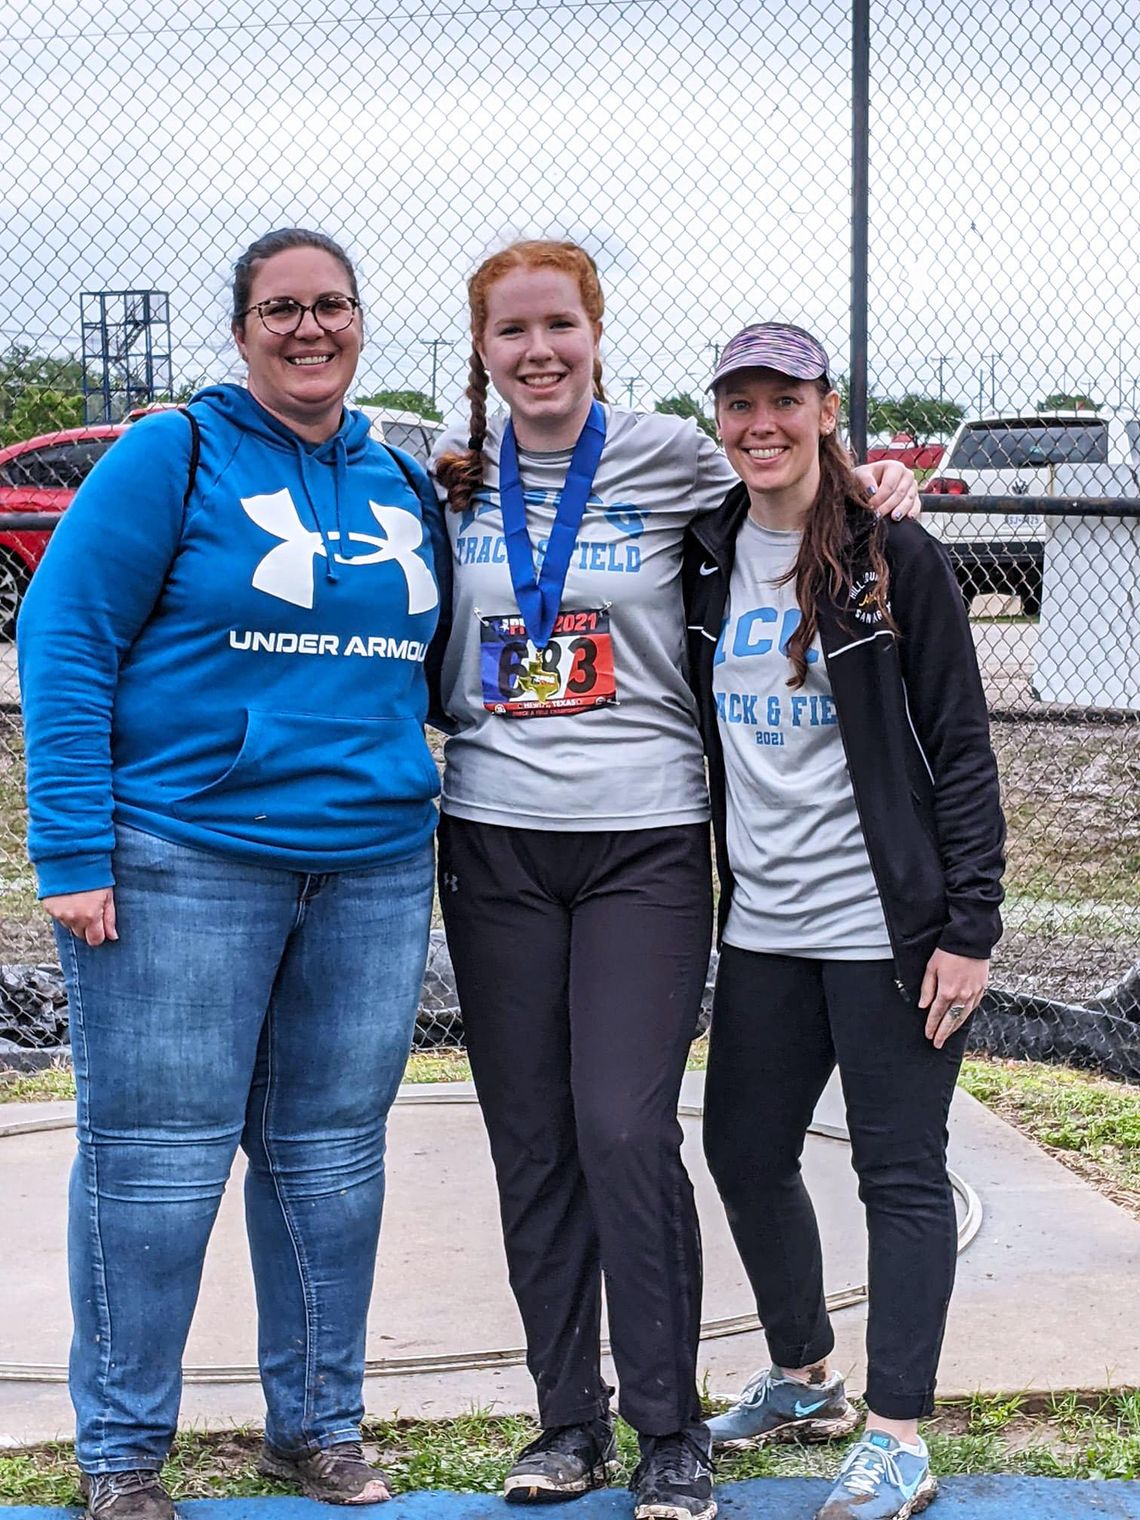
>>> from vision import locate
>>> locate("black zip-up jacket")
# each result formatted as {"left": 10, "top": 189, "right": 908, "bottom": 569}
{"left": 682, "top": 486, "right": 1005, "bottom": 1002}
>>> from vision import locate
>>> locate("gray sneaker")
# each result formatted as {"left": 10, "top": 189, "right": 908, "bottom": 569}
{"left": 705, "top": 1366, "right": 860, "bottom": 1449}
{"left": 257, "top": 1440, "right": 392, "bottom": 1504}
{"left": 80, "top": 1471, "right": 175, "bottom": 1520}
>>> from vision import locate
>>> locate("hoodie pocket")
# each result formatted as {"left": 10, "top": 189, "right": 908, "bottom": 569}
{"left": 171, "top": 709, "right": 439, "bottom": 851}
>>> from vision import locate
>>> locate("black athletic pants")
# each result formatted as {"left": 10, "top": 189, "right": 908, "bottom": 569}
{"left": 703, "top": 948, "right": 968, "bottom": 1421}
{"left": 438, "top": 814, "right": 711, "bottom": 1435}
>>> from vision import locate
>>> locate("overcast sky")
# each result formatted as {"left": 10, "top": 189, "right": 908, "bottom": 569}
{"left": 1, "top": 0, "right": 1136, "bottom": 421}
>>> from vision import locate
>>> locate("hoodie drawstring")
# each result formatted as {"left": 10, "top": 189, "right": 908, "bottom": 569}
{"left": 332, "top": 435, "right": 349, "bottom": 572}
{"left": 192, "top": 384, "right": 373, "bottom": 589}
{"left": 295, "top": 439, "right": 340, "bottom": 584}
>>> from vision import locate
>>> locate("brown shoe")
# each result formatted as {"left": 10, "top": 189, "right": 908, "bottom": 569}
{"left": 80, "top": 1471, "right": 176, "bottom": 1520}
{"left": 258, "top": 1440, "right": 393, "bottom": 1505}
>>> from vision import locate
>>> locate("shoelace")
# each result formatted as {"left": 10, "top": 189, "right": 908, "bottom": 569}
{"left": 100, "top": 1472, "right": 163, "bottom": 1497}
{"left": 838, "top": 1444, "right": 907, "bottom": 1498}
{"left": 518, "top": 1424, "right": 608, "bottom": 1463}
{"left": 737, "top": 1368, "right": 774, "bottom": 1408}
{"left": 631, "top": 1431, "right": 710, "bottom": 1490}
{"left": 311, "top": 1441, "right": 367, "bottom": 1472}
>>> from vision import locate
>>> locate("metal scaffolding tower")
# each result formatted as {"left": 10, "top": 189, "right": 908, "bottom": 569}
{"left": 80, "top": 290, "right": 173, "bottom": 423}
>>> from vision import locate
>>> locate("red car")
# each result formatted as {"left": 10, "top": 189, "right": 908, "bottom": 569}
{"left": 0, "top": 424, "right": 127, "bottom": 636}
{"left": 865, "top": 432, "right": 945, "bottom": 472}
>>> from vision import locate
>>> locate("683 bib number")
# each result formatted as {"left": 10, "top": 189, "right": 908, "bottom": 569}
{"left": 479, "top": 608, "right": 618, "bottom": 717}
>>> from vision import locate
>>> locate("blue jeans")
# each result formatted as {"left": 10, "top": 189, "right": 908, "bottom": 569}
{"left": 57, "top": 824, "right": 434, "bottom": 1473}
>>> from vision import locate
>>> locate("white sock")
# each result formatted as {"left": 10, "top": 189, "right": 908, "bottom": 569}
{"left": 774, "top": 1363, "right": 835, "bottom": 1387}
{"left": 895, "top": 1435, "right": 927, "bottom": 1457}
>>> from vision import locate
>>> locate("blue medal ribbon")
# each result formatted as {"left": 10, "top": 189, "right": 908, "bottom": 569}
{"left": 498, "top": 400, "right": 607, "bottom": 649}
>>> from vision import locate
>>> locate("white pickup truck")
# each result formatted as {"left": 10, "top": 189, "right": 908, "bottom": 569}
{"left": 355, "top": 405, "right": 446, "bottom": 466}
{"left": 922, "top": 409, "right": 1140, "bottom": 613}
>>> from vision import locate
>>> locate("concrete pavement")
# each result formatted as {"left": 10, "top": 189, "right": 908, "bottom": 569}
{"left": 1, "top": 1073, "right": 1138, "bottom": 1450}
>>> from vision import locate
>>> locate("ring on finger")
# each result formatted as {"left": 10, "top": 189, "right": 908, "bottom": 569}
{"left": 946, "top": 1003, "right": 969, "bottom": 1021}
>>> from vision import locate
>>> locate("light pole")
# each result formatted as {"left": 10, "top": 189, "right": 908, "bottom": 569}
{"left": 930, "top": 354, "right": 951, "bottom": 439}
{"left": 422, "top": 338, "right": 450, "bottom": 411}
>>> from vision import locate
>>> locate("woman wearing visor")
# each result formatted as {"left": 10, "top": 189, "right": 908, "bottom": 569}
{"left": 683, "top": 323, "right": 1004, "bottom": 1520}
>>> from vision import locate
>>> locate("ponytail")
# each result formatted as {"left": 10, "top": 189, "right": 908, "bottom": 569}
{"left": 782, "top": 419, "right": 896, "bottom": 688}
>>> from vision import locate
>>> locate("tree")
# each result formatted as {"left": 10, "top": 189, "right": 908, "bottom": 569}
{"left": 0, "top": 344, "right": 89, "bottom": 445}
{"left": 872, "top": 393, "right": 964, "bottom": 443}
{"left": 354, "top": 388, "right": 442, "bottom": 422}
{"left": 654, "top": 393, "right": 717, "bottom": 440}
{"left": 1037, "top": 392, "right": 1099, "bottom": 413}
{"left": 830, "top": 377, "right": 963, "bottom": 444}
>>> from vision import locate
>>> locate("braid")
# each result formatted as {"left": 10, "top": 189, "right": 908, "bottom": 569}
{"left": 468, "top": 350, "right": 489, "bottom": 451}
{"left": 592, "top": 356, "right": 606, "bottom": 402}
{"left": 434, "top": 348, "right": 490, "bottom": 515}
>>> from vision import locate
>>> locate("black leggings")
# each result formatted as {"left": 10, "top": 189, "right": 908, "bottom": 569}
{"left": 703, "top": 948, "right": 967, "bottom": 1421}
{"left": 438, "top": 814, "right": 711, "bottom": 1435}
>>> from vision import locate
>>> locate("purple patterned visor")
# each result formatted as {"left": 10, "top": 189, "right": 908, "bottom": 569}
{"left": 708, "top": 323, "right": 830, "bottom": 390}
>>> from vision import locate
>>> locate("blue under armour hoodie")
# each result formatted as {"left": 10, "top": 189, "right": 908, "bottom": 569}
{"left": 18, "top": 384, "right": 449, "bottom": 897}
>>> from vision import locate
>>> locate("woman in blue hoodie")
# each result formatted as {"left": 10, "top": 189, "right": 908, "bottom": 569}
{"left": 18, "top": 229, "right": 447, "bottom": 1520}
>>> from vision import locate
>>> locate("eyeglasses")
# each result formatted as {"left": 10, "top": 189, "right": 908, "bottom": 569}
{"left": 240, "top": 294, "right": 361, "bottom": 336}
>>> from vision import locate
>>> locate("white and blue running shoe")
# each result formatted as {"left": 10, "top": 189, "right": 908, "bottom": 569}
{"left": 815, "top": 1431, "right": 938, "bottom": 1520}
{"left": 705, "top": 1366, "right": 860, "bottom": 1448}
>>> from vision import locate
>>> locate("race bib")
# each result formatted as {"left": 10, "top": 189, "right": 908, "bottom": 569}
{"left": 479, "top": 608, "right": 618, "bottom": 717}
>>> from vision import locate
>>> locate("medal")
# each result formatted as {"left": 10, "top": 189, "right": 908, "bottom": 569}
{"left": 498, "top": 400, "right": 607, "bottom": 649}
{"left": 516, "top": 656, "right": 561, "bottom": 703}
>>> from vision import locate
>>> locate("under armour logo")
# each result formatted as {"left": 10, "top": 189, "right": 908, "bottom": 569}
{"left": 441, "top": 872, "right": 459, "bottom": 892}
{"left": 240, "top": 489, "right": 438, "bottom": 613}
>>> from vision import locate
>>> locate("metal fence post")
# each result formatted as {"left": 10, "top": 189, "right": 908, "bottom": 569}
{"left": 849, "top": 0, "right": 871, "bottom": 463}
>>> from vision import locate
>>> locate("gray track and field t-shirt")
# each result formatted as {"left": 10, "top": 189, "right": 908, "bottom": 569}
{"left": 431, "top": 407, "right": 735, "bottom": 830}
{"left": 715, "top": 516, "right": 891, "bottom": 957}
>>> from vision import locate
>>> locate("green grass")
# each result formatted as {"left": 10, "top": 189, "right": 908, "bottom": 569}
{"left": 2, "top": 1394, "right": 1138, "bottom": 1504}
{"left": 957, "top": 1057, "right": 1140, "bottom": 1214}
{"left": 1, "top": 1043, "right": 713, "bottom": 1104}
{"left": 991, "top": 724, "right": 1140, "bottom": 914}
{"left": 0, "top": 1062, "right": 75, "bottom": 1103}
{"left": 403, "top": 1047, "right": 475, "bottom": 1084}
{"left": 0, "top": 717, "right": 54, "bottom": 960}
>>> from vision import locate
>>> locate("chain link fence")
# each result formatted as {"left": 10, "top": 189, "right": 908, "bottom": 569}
{"left": 0, "top": 0, "right": 1137, "bottom": 1073}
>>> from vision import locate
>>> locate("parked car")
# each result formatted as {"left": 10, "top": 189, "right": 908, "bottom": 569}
{"left": 866, "top": 431, "right": 944, "bottom": 472}
{"left": 354, "top": 405, "right": 446, "bottom": 464}
{"left": 127, "top": 401, "right": 448, "bottom": 463}
{"left": 922, "top": 409, "right": 1140, "bottom": 613}
{"left": 0, "top": 404, "right": 448, "bottom": 640}
{"left": 0, "top": 424, "right": 127, "bottom": 637}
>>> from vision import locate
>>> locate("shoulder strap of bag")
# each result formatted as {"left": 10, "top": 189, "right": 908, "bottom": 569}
{"left": 178, "top": 406, "right": 201, "bottom": 510}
